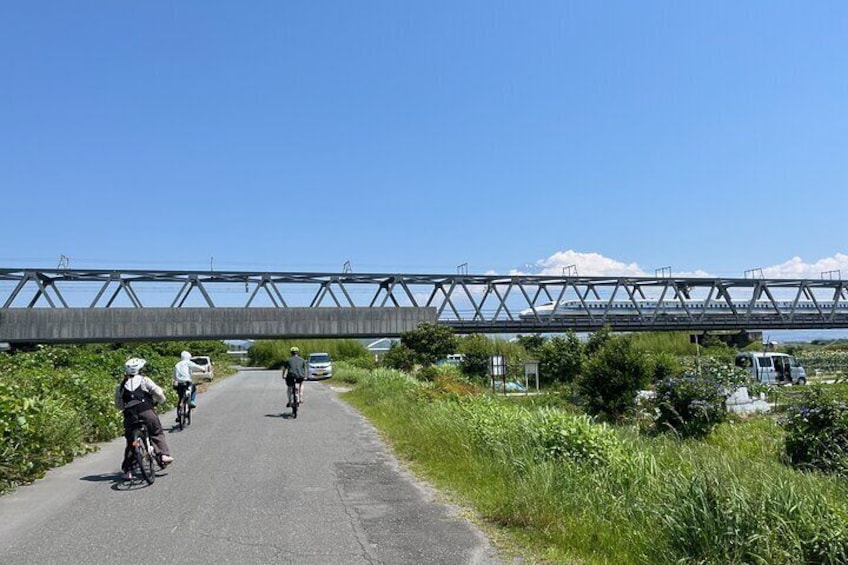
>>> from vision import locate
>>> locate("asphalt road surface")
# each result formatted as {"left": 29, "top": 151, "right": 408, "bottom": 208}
{"left": 0, "top": 369, "right": 503, "bottom": 565}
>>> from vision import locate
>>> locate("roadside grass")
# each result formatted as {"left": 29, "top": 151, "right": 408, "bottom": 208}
{"left": 343, "top": 370, "right": 848, "bottom": 564}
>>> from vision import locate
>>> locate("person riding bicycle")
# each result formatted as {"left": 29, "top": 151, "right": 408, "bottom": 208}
{"left": 282, "top": 346, "right": 307, "bottom": 408}
{"left": 115, "top": 357, "right": 174, "bottom": 480}
{"left": 173, "top": 350, "right": 205, "bottom": 411}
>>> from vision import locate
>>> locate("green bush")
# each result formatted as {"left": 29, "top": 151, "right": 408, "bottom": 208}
{"left": 781, "top": 387, "right": 848, "bottom": 475}
{"left": 0, "top": 342, "right": 230, "bottom": 493}
{"left": 458, "top": 334, "right": 492, "bottom": 379}
{"left": 578, "top": 335, "right": 650, "bottom": 423}
{"left": 381, "top": 343, "right": 418, "bottom": 372}
{"left": 646, "top": 351, "right": 681, "bottom": 383}
{"left": 530, "top": 408, "right": 621, "bottom": 465}
{"left": 538, "top": 332, "right": 584, "bottom": 385}
{"left": 653, "top": 375, "right": 728, "bottom": 439}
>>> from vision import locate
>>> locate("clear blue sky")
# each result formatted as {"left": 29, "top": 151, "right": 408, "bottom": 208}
{"left": 2, "top": 2, "right": 847, "bottom": 278}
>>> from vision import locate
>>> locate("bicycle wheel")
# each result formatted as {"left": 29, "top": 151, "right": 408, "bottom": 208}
{"left": 185, "top": 399, "right": 192, "bottom": 427}
{"left": 133, "top": 432, "right": 156, "bottom": 485}
{"left": 178, "top": 397, "right": 186, "bottom": 430}
{"left": 292, "top": 388, "right": 298, "bottom": 419}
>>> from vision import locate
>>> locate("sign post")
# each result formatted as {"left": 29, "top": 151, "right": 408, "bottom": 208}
{"left": 490, "top": 355, "right": 506, "bottom": 395}
{"left": 524, "top": 360, "right": 539, "bottom": 394}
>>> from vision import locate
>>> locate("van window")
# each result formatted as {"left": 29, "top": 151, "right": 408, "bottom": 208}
{"left": 735, "top": 355, "right": 752, "bottom": 369}
{"left": 759, "top": 357, "right": 773, "bottom": 368}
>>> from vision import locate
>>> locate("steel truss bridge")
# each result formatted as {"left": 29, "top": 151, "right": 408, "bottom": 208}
{"left": 2, "top": 267, "right": 848, "bottom": 336}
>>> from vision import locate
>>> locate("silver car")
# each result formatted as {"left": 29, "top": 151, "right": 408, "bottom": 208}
{"left": 307, "top": 353, "right": 333, "bottom": 380}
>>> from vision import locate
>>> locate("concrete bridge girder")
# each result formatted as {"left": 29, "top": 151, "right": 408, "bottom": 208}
{"left": 0, "top": 307, "right": 438, "bottom": 344}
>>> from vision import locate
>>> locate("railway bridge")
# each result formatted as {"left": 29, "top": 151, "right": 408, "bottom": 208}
{"left": 1, "top": 267, "right": 847, "bottom": 343}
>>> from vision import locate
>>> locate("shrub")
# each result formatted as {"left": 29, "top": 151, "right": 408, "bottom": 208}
{"left": 653, "top": 359, "right": 752, "bottom": 439}
{"left": 653, "top": 375, "right": 727, "bottom": 439}
{"left": 458, "top": 334, "right": 492, "bottom": 379}
{"left": 578, "top": 335, "right": 650, "bottom": 423}
{"left": 538, "top": 331, "right": 584, "bottom": 385}
{"left": 530, "top": 408, "right": 621, "bottom": 465}
{"left": 382, "top": 343, "right": 418, "bottom": 372}
{"left": 781, "top": 387, "right": 848, "bottom": 475}
{"left": 647, "top": 351, "right": 681, "bottom": 383}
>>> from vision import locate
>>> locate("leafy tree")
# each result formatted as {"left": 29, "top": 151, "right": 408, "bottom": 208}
{"left": 400, "top": 322, "right": 458, "bottom": 366}
{"left": 538, "top": 331, "right": 584, "bottom": 385}
{"left": 516, "top": 334, "right": 546, "bottom": 355}
{"left": 458, "top": 334, "right": 492, "bottom": 380}
{"left": 578, "top": 335, "right": 650, "bottom": 423}
{"left": 585, "top": 325, "right": 613, "bottom": 357}
{"left": 382, "top": 343, "right": 418, "bottom": 372}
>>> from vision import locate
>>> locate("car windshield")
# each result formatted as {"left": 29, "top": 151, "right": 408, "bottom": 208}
{"left": 192, "top": 357, "right": 209, "bottom": 366}
{"left": 309, "top": 354, "right": 331, "bottom": 363}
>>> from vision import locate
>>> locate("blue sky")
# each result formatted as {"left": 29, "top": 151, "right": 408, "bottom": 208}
{"left": 2, "top": 2, "right": 847, "bottom": 279}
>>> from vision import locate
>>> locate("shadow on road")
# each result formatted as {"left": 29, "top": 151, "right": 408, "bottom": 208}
{"left": 80, "top": 473, "right": 121, "bottom": 483}
{"left": 80, "top": 471, "right": 169, "bottom": 492}
{"left": 264, "top": 413, "right": 296, "bottom": 420}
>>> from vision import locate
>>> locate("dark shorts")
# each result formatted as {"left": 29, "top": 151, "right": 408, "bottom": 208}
{"left": 285, "top": 376, "right": 305, "bottom": 386}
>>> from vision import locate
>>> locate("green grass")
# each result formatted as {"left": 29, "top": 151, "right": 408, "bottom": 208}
{"left": 343, "top": 370, "right": 848, "bottom": 564}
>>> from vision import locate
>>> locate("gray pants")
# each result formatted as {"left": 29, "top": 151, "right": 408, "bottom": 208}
{"left": 122, "top": 407, "right": 170, "bottom": 472}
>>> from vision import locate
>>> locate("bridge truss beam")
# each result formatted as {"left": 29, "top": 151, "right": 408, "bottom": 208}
{"left": 2, "top": 268, "right": 848, "bottom": 333}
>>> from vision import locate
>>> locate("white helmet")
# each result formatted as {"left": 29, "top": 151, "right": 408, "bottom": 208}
{"left": 180, "top": 351, "right": 191, "bottom": 361}
{"left": 125, "top": 357, "right": 146, "bottom": 375}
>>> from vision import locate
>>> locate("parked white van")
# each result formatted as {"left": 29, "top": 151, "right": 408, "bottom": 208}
{"left": 734, "top": 352, "right": 807, "bottom": 386}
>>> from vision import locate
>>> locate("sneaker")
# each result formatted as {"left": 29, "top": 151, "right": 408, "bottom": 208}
{"left": 121, "top": 472, "right": 133, "bottom": 481}
{"left": 159, "top": 454, "right": 174, "bottom": 466}
{"left": 189, "top": 402, "right": 197, "bottom": 408}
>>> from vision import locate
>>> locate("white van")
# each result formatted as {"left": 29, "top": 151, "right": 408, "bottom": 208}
{"left": 734, "top": 352, "right": 807, "bottom": 386}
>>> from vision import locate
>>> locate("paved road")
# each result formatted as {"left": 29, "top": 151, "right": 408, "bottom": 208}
{"left": 0, "top": 369, "right": 502, "bottom": 565}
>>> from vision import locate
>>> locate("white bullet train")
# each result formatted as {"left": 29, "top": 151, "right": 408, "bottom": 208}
{"left": 518, "top": 299, "right": 848, "bottom": 319}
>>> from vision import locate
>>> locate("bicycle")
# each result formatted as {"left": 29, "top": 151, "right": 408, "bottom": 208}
{"left": 175, "top": 382, "right": 193, "bottom": 430}
{"left": 127, "top": 417, "right": 158, "bottom": 485}
{"left": 288, "top": 381, "right": 300, "bottom": 418}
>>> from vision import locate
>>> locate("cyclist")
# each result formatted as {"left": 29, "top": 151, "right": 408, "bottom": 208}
{"left": 115, "top": 357, "right": 174, "bottom": 480}
{"left": 282, "top": 346, "right": 307, "bottom": 408}
{"left": 173, "top": 350, "right": 206, "bottom": 411}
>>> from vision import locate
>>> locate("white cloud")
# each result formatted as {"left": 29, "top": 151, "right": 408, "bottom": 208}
{"left": 760, "top": 254, "right": 848, "bottom": 279}
{"left": 510, "top": 250, "right": 646, "bottom": 277}
{"left": 507, "top": 250, "right": 848, "bottom": 280}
